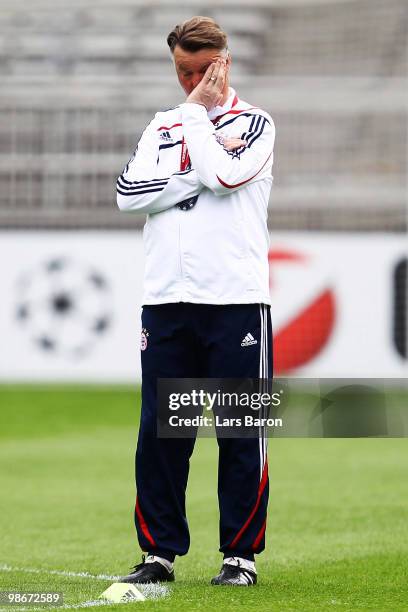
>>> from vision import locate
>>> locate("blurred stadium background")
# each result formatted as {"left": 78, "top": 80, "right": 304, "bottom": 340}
{"left": 1, "top": 0, "right": 406, "bottom": 230}
{"left": 0, "top": 0, "right": 406, "bottom": 379}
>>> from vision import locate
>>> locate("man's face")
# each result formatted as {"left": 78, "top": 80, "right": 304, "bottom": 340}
{"left": 173, "top": 45, "right": 230, "bottom": 95}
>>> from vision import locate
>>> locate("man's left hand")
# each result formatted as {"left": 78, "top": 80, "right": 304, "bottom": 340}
{"left": 221, "top": 137, "right": 247, "bottom": 151}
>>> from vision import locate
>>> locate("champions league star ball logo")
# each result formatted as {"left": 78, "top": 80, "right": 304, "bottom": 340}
{"left": 15, "top": 257, "right": 113, "bottom": 358}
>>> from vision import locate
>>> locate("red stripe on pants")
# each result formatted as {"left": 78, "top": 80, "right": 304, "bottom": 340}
{"left": 135, "top": 497, "right": 156, "bottom": 547}
{"left": 252, "top": 519, "right": 267, "bottom": 551}
{"left": 230, "top": 462, "right": 268, "bottom": 549}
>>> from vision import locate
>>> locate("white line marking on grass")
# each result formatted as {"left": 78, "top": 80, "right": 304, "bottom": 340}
{"left": 0, "top": 601, "right": 110, "bottom": 612}
{"left": 0, "top": 565, "right": 170, "bottom": 609}
{"left": 0, "top": 565, "right": 119, "bottom": 582}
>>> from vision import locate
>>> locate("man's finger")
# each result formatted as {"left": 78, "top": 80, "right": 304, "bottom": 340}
{"left": 205, "top": 61, "right": 216, "bottom": 82}
{"left": 215, "top": 60, "right": 226, "bottom": 87}
{"left": 208, "top": 60, "right": 221, "bottom": 84}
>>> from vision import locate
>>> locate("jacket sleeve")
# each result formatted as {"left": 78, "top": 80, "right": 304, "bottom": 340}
{"left": 180, "top": 103, "right": 275, "bottom": 196}
{"left": 117, "top": 116, "right": 203, "bottom": 214}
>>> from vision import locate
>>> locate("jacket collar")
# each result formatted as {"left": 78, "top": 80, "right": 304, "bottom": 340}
{"left": 207, "top": 87, "right": 239, "bottom": 122}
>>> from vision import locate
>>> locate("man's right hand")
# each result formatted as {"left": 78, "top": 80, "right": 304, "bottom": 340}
{"left": 186, "top": 59, "right": 228, "bottom": 111}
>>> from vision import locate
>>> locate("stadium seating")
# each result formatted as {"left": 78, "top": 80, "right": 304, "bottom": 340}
{"left": 0, "top": 0, "right": 406, "bottom": 229}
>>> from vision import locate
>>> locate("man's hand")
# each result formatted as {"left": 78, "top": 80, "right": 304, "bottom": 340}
{"left": 186, "top": 58, "right": 227, "bottom": 111}
{"left": 221, "top": 137, "right": 248, "bottom": 151}
{"left": 185, "top": 59, "right": 246, "bottom": 152}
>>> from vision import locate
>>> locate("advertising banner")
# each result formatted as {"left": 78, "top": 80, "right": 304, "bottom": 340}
{"left": 0, "top": 231, "right": 406, "bottom": 381}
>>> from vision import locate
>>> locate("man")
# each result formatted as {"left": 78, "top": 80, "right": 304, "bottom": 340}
{"left": 117, "top": 16, "right": 275, "bottom": 586}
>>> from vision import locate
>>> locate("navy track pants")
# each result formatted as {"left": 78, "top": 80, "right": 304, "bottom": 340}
{"left": 134, "top": 302, "right": 273, "bottom": 562}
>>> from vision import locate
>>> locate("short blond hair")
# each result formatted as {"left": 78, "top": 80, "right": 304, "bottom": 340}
{"left": 167, "top": 16, "right": 228, "bottom": 53}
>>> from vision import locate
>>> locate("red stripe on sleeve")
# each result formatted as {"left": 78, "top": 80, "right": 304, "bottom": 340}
{"left": 157, "top": 123, "right": 182, "bottom": 131}
{"left": 216, "top": 151, "right": 273, "bottom": 189}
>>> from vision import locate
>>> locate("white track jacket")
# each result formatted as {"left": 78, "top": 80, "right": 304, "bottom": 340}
{"left": 117, "top": 88, "right": 275, "bottom": 305}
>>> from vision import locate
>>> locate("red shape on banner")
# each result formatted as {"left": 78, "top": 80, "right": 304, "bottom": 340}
{"left": 268, "top": 249, "right": 336, "bottom": 374}
{"left": 273, "top": 289, "right": 335, "bottom": 373}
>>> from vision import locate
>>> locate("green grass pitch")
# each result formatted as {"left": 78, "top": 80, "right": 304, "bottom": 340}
{"left": 0, "top": 385, "right": 407, "bottom": 611}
